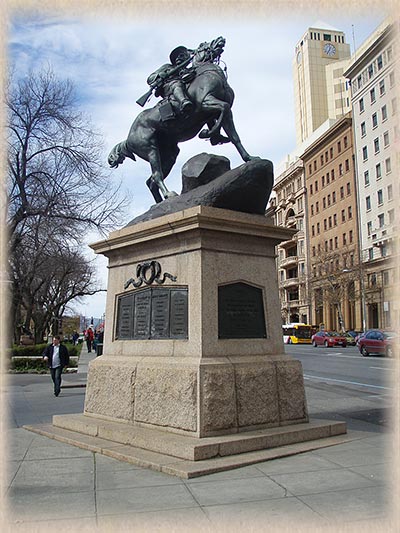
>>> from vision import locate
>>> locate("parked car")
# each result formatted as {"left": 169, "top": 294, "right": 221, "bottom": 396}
{"left": 311, "top": 331, "right": 347, "bottom": 348}
{"left": 357, "top": 329, "right": 396, "bottom": 357}
{"left": 344, "top": 331, "right": 357, "bottom": 346}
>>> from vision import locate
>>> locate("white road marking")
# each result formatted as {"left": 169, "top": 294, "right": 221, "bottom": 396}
{"left": 369, "top": 366, "right": 390, "bottom": 370}
{"left": 303, "top": 374, "right": 392, "bottom": 390}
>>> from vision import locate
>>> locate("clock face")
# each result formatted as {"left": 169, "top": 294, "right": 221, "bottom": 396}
{"left": 323, "top": 43, "right": 337, "bottom": 57}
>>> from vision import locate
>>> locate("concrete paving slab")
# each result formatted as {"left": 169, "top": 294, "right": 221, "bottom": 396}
{"left": 267, "top": 467, "right": 380, "bottom": 496}
{"left": 349, "top": 462, "right": 390, "bottom": 485}
{"left": 312, "top": 440, "right": 392, "bottom": 467}
{"left": 23, "top": 440, "right": 93, "bottom": 461}
{"left": 11, "top": 466, "right": 95, "bottom": 493}
{"left": 97, "top": 507, "right": 211, "bottom": 530}
{"left": 7, "top": 488, "right": 96, "bottom": 522}
{"left": 297, "top": 485, "right": 392, "bottom": 522}
{"left": 252, "top": 452, "right": 343, "bottom": 475}
{"left": 11, "top": 456, "right": 94, "bottom": 477}
{"left": 94, "top": 452, "right": 144, "bottom": 472}
{"left": 96, "top": 466, "right": 184, "bottom": 490}
{"left": 95, "top": 484, "right": 198, "bottom": 515}
{"left": 184, "top": 476, "right": 286, "bottom": 506}
{"left": 9, "top": 516, "right": 98, "bottom": 532}
{"left": 201, "top": 495, "right": 327, "bottom": 527}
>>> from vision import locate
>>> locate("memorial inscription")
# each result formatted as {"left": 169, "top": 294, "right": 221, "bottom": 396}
{"left": 116, "top": 287, "right": 188, "bottom": 340}
{"left": 218, "top": 282, "right": 266, "bottom": 339}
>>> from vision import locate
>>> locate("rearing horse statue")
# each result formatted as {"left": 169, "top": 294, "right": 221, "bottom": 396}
{"left": 108, "top": 37, "right": 258, "bottom": 204}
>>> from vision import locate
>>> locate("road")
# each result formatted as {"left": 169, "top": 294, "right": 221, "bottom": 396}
{"left": 285, "top": 343, "right": 394, "bottom": 429}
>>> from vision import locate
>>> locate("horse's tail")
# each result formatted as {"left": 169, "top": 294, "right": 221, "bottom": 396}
{"left": 108, "top": 140, "right": 136, "bottom": 168}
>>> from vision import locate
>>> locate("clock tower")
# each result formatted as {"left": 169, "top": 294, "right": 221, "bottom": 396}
{"left": 294, "top": 23, "right": 351, "bottom": 145}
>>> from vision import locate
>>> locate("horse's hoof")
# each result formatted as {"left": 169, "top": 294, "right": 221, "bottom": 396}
{"left": 164, "top": 191, "right": 178, "bottom": 199}
{"left": 198, "top": 129, "right": 210, "bottom": 139}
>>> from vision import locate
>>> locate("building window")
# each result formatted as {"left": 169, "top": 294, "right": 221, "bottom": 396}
{"left": 348, "top": 206, "right": 352, "bottom": 219}
{"left": 377, "top": 54, "right": 383, "bottom": 70}
{"left": 388, "top": 209, "right": 394, "bottom": 223}
{"left": 314, "top": 160, "right": 317, "bottom": 171}
{"left": 383, "top": 131, "right": 389, "bottom": 147}
{"left": 320, "top": 155, "right": 324, "bottom": 166}
{"left": 374, "top": 137, "right": 380, "bottom": 154}
{"left": 382, "top": 105, "right": 387, "bottom": 121}
{"left": 329, "top": 216, "right": 332, "bottom": 228}
{"left": 361, "top": 121, "right": 366, "bottom": 136}
{"left": 366, "top": 196, "right": 371, "bottom": 210}
{"left": 345, "top": 159, "right": 349, "bottom": 171}
{"left": 315, "top": 180, "right": 318, "bottom": 192}
{"left": 333, "top": 213, "right": 337, "bottom": 226}
{"left": 341, "top": 209, "right": 346, "bottom": 222}
{"left": 372, "top": 113, "right": 378, "bottom": 128}
{"left": 376, "top": 163, "right": 382, "bottom": 179}
{"left": 359, "top": 98, "right": 364, "bottom": 113}
{"left": 370, "top": 88, "right": 376, "bottom": 103}
{"left": 327, "top": 194, "right": 331, "bottom": 206}
{"left": 316, "top": 201, "right": 319, "bottom": 213}
{"left": 337, "top": 141, "right": 341, "bottom": 153}
{"left": 362, "top": 146, "right": 368, "bottom": 161}
{"left": 368, "top": 64, "right": 374, "bottom": 78}
{"left": 312, "top": 225, "right": 315, "bottom": 236}
{"left": 331, "top": 169, "right": 335, "bottom": 181}
{"left": 340, "top": 186, "right": 344, "bottom": 199}
{"left": 335, "top": 236, "right": 338, "bottom": 248}
{"left": 378, "top": 213, "right": 385, "bottom": 228}
{"left": 367, "top": 221, "right": 372, "bottom": 235}
{"left": 310, "top": 183, "right": 313, "bottom": 195}
{"left": 392, "top": 97, "right": 397, "bottom": 114}
{"left": 332, "top": 191, "right": 336, "bottom": 203}
{"left": 387, "top": 46, "right": 393, "bottom": 61}
{"left": 344, "top": 136, "right": 348, "bottom": 148}
{"left": 323, "top": 197, "right": 326, "bottom": 209}
{"left": 324, "top": 219, "right": 327, "bottom": 230}
{"left": 364, "top": 170, "right": 370, "bottom": 186}
{"left": 339, "top": 163, "right": 343, "bottom": 175}
{"left": 330, "top": 147, "right": 333, "bottom": 158}
{"left": 343, "top": 233, "right": 347, "bottom": 245}
{"left": 388, "top": 184, "right": 393, "bottom": 200}
{"left": 311, "top": 204, "right": 314, "bottom": 216}
{"left": 325, "top": 151, "right": 328, "bottom": 163}
{"left": 346, "top": 182, "right": 351, "bottom": 195}
{"left": 377, "top": 189, "right": 383, "bottom": 205}
{"left": 326, "top": 172, "right": 330, "bottom": 184}
{"left": 317, "top": 222, "right": 320, "bottom": 234}
{"left": 389, "top": 71, "right": 395, "bottom": 87}
{"left": 379, "top": 79, "right": 385, "bottom": 95}
{"left": 349, "top": 230, "right": 353, "bottom": 243}
{"left": 322, "top": 175, "right": 325, "bottom": 187}
{"left": 368, "top": 248, "right": 374, "bottom": 260}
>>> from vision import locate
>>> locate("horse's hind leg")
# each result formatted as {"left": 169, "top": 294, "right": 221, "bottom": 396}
{"left": 146, "top": 177, "right": 163, "bottom": 204}
{"left": 221, "top": 108, "right": 258, "bottom": 162}
{"left": 148, "top": 147, "right": 178, "bottom": 203}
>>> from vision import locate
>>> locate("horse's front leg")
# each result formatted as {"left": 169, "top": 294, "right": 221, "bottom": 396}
{"left": 199, "top": 96, "right": 230, "bottom": 139}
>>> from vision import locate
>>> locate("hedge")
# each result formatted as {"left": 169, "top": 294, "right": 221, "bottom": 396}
{"left": 9, "top": 356, "right": 78, "bottom": 373}
{"left": 10, "top": 342, "right": 81, "bottom": 358}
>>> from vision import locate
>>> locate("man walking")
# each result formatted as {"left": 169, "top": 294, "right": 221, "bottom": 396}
{"left": 43, "top": 336, "right": 69, "bottom": 396}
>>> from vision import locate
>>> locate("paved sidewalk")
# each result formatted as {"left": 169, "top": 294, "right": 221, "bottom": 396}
{"left": 2, "top": 344, "right": 397, "bottom": 531}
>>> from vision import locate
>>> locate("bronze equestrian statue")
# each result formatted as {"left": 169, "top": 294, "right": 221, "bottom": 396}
{"left": 108, "top": 37, "right": 258, "bottom": 204}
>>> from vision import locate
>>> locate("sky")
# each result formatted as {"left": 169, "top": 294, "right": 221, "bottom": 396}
{"left": 6, "top": 2, "right": 389, "bottom": 321}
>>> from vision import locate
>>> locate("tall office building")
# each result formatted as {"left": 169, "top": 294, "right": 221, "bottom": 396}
{"left": 344, "top": 21, "right": 398, "bottom": 328}
{"left": 293, "top": 22, "right": 351, "bottom": 145}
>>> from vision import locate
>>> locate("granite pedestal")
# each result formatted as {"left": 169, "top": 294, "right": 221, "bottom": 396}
{"left": 50, "top": 206, "right": 346, "bottom": 475}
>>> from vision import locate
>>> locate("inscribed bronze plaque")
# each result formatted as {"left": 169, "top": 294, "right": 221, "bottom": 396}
{"left": 117, "top": 294, "right": 134, "bottom": 339}
{"left": 115, "top": 287, "right": 188, "bottom": 340}
{"left": 170, "top": 289, "right": 188, "bottom": 338}
{"left": 218, "top": 282, "right": 266, "bottom": 339}
{"left": 134, "top": 290, "right": 151, "bottom": 339}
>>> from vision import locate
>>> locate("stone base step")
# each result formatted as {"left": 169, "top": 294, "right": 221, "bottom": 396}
{"left": 23, "top": 415, "right": 349, "bottom": 478}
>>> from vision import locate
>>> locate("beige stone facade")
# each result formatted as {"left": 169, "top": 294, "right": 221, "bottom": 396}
{"left": 301, "top": 114, "right": 362, "bottom": 331}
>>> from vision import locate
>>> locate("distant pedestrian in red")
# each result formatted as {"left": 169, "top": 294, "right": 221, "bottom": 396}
{"left": 85, "top": 327, "right": 94, "bottom": 353}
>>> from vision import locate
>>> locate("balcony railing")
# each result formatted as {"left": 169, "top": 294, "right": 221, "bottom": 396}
{"left": 280, "top": 255, "right": 298, "bottom": 268}
{"left": 281, "top": 277, "right": 299, "bottom": 288}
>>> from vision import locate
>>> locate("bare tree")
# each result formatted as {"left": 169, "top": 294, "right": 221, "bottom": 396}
{"left": 6, "top": 67, "right": 128, "bottom": 343}
{"left": 310, "top": 245, "right": 361, "bottom": 331}
{"left": 7, "top": 67, "right": 127, "bottom": 251}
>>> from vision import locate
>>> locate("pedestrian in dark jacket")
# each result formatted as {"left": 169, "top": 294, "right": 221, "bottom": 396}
{"left": 43, "top": 336, "right": 69, "bottom": 396}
